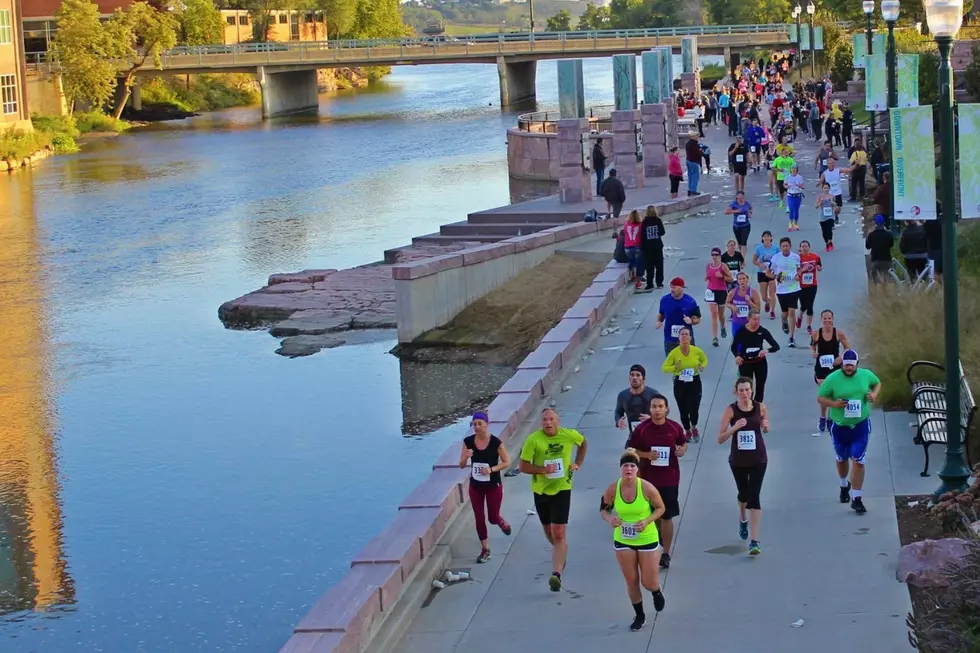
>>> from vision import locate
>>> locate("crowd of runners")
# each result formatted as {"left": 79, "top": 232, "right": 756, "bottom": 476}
{"left": 456, "top": 58, "right": 884, "bottom": 631}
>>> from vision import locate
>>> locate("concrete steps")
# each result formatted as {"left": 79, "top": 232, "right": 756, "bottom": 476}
{"left": 439, "top": 220, "right": 569, "bottom": 237}
{"left": 411, "top": 233, "right": 509, "bottom": 245}
{"left": 466, "top": 209, "right": 586, "bottom": 224}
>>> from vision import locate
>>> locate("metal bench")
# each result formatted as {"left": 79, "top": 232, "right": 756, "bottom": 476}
{"left": 906, "top": 360, "right": 977, "bottom": 476}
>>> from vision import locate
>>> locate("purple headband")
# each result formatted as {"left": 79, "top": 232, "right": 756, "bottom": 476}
{"left": 471, "top": 411, "right": 489, "bottom": 423}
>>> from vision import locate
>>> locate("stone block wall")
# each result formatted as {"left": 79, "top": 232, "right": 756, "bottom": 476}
{"left": 611, "top": 109, "right": 643, "bottom": 189}
{"left": 641, "top": 103, "right": 667, "bottom": 178}
{"left": 557, "top": 118, "right": 592, "bottom": 204}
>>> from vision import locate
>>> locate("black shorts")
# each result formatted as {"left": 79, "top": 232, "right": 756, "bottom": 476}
{"left": 733, "top": 224, "right": 751, "bottom": 246}
{"left": 669, "top": 174, "right": 683, "bottom": 193}
{"left": 814, "top": 363, "right": 841, "bottom": 382}
{"left": 833, "top": 194, "right": 843, "bottom": 207}
{"left": 756, "top": 271, "right": 770, "bottom": 284}
{"left": 777, "top": 291, "right": 799, "bottom": 311}
{"left": 534, "top": 490, "right": 571, "bottom": 526}
{"left": 798, "top": 285, "right": 817, "bottom": 314}
{"left": 709, "top": 289, "right": 728, "bottom": 305}
{"left": 613, "top": 540, "right": 661, "bottom": 552}
{"left": 655, "top": 485, "right": 681, "bottom": 519}
{"left": 733, "top": 164, "right": 747, "bottom": 176}
{"left": 776, "top": 179, "right": 786, "bottom": 194}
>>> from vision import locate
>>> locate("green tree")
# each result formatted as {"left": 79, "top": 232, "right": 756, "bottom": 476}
{"left": 174, "top": 0, "right": 225, "bottom": 45}
{"left": 349, "top": 0, "right": 407, "bottom": 39}
{"left": 546, "top": 8, "right": 572, "bottom": 31}
{"left": 965, "top": 44, "right": 980, "bottom": 99}
{"left": 577, "top": 2, "right": 610, "bottom": 30}
{"left": 108, "top": 2, "right": 179, "bottom": 119}
{"left": 51, "top": 0, "right": 119, "bottom": 116}
{"left": 706, "top": 0, "right": 789, "bottom": 26}
{"left": 243, "top": 0, "right": 287, "bottom": 42}
{"left": 321, "top": 0, "right": 358, "bottom": 38}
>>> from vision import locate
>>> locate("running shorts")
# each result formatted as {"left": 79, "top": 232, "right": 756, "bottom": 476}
{"left": 533, "top": 490, "right": 571, "bottom": 525}
{"left": 833, "top": 194, "right": 843, "bottom": 208}
{"left": 798, "top": 285, "right": 817, "bottom": 315}
{"left": 756, "top": 271, "right": 770, "bottom": 284}
{"left": 776, "top": 179, "right": 786, "bottom": 194}
{"left": 814, "top": 362, "right": 841, "bottom": 383}
{"left": 656, "top": 485, "right": 681, "bottom": 519}
{"left": 829, "top": 418, "right": 871, "bottom": 464}
{"left": 613, "top": 540, "right": 661, "bottom": 552}
{"left": 710, "top": 289, "right": 728, "bottom": 306}
{"left": 733, "top": 225, "right": 751, "bottom": 246}
{"left": 733, "top": 164, "right": 747, "bottom": 176}
{"left": 776, "top": 291, "right": 799, "bottom": 312}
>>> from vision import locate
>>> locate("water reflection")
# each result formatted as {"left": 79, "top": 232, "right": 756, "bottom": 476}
{"left": 0, "top": 172, "right": 74, "bottom": 616}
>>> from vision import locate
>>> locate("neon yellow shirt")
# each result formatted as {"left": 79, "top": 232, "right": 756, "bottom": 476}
{"left": 662, "top": 345, "right": 709, "bottom": 379}
{"left": 612, "top": 479, "right": 659, "bottom": 546}
{"left": 773, "top": 155, "right": 795, "bottom": 181}
{"left": 520, "top": 427, "right": 585, "bottom": 495}
{"left": 850, "top": 150, "right": 869, "bottom": 166}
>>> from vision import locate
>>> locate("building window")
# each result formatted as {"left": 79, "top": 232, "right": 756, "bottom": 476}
{"left": 0, "top": 10, "right": 12, "bottom": 45}
{"left": 238, "top": 15, "right": 249, "bottom": 25}
{"left": 226, "top": 16, "right": 235, "bottom": 25}
{"left": 278, "top": 14, "right": 287, "bottom": 23}
{"left": 1, "top": 74, "right": 18, "bottom": 115}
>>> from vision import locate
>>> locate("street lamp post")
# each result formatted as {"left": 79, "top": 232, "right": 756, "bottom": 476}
{"left": 924, "top": 0, "right": 972, "bottom": 495}
{"left": 529, "top": 0, "right": 535, "bottom": 32}
{"left": 793, "top": 4, "right": 803, "bottom": 77}
{"left": 864, "top": 0, "right": 876, "bottom": 146}
{"left": 883, "top": 0, "right": 900, "bottom": 237}
{"left": 806, "top": 1, "right": 816, "bottom": 77}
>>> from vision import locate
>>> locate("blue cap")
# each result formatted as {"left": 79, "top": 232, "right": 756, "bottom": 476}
{"left": 874, "top": 214, "right": 886, "bottom": 225}
{"left": 842, "top": 349, "right": 859, "bottom": 366}
{"left": 472, "top": 411, "right": 489, "bottom": 423}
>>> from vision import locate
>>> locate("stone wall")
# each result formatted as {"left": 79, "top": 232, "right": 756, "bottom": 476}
{"left": 507, "top": 129, "right": 639, "bottom": 183}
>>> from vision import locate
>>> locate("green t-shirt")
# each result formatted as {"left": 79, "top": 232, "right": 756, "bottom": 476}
{"left": 520, "top": 427, "right": 585, "bottom": 495}
{"left": 773, "top": 155, "right": 795, "bottom": 181}
{"left": 818, "top": 367, "right": 881, "bottom": 426}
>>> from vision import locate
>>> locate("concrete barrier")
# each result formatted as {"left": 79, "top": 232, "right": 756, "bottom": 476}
{"left": 278, "top": 257, "right": 635, "bottom": 653}
{"left": 391, "top": 194, "right": 710, "bottom": 343}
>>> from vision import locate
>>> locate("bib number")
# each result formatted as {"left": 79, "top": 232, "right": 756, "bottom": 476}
{"left": 679, "top": 368, "right": 695, "bottom": 382}
{"left": 802, "top": 272, "right": 814, "bottom": 285}
{"left": 705, "top": 288, "right": 715, "bottom": 302}
{"left": 844, "top": 400, "right": 863, "bottom": 419}
{"left": 750, "top": 146, "right": 757, "bottom": 152}
{"left": 652, "top": 446, "right": 671, "bottom": 467}
{"left": 544, "top": 457, "right": 565, "bottom": 480}
{"left": 671, "top": 324, "right": 683, "bottom": 338}
{"left": 619, "top": 524, "right": 638, "bottom": 539}
{"left": 745, "top": 347, "right": 761, "bottom": 356}
{"left": 471, "top": 462, "right": 491, "bottom": 482}
{"left": 737, "top": 430, "right": 757, "bottom": 450}
{"left": 736, "top": 304, "right": 749, "bottom": 318}
{"left": 735, "top": 154, "right": 744, "bottom": 163}
{"left": 736, "top": 213, "right": 748, "bottom": 224}
{"left": 830, "top": 182, "right": 841, "bottom": 196}
{"left": 822, "top": 206, "right": 833, "bottom": 217}
{"left": 819, "top": 354, "right": 835, "bottom": 369}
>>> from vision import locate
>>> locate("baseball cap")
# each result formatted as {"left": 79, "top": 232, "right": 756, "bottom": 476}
{"left": 842, "top": 350, "right": 859, "bottom": 367}
{"left": 711, "top": 247, "right": 722, "bottom": 255}
{"left": 629, "top": 364, "right": 646, "bottom": 378}
{"left": 874, "top": 214, "right": 886, "bottom": 225}
{"left": 670, "top": 277, "right": 686, "bottom": 288}
{"left": 471, "top": 411, "right": 489, "bottom": 423}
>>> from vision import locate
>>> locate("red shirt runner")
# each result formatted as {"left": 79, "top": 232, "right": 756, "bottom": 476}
{"left": 626, "top": 418, "right": 687, "bottom": 487}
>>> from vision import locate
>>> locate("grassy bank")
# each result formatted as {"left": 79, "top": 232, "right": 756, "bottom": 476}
{"left": 2, "top": 111, "right": 129, "bottom": 160}
{"left": 0, "top": 129, "right": 52, "bottom": 160}
{"left": 140, "top": 74, "right": 259, "bottom": 113}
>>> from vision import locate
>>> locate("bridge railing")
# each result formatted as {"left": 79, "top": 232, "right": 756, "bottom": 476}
{"left": 517, "top": 104, "right": 615, "bottom": 133}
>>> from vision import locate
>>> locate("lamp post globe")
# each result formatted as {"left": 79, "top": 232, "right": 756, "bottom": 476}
{"left": 881, "top": 0, "right": 900, "bottom": 22}
{"left": 806, "top": 1, "right": 815, "bottom": 15}
{"left": 863, "top": 0, "right": 875, "bottom": 15}
{"left": 924, "top": 0, "right": 963, "bottom": 37}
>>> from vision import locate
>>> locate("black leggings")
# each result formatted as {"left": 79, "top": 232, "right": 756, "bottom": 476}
{"left": 669, "top": 174, "right": 683, "bottom": 194}
{"left": 731, "top": 463, "right": 767, "bottom": 510}
{"left": 849, "top": 165, "right": 867, "bottom": 200}
{"left": 820, "top": 219, "right": 834, "bottom": 244}
{"left": 643, "top": 247, "right": 664, "bottom": 289}
{"left": 737, "top": 360, "right": 769, "bottom": 403}
{"left": 673, "top": 375, "right": 703, "bottom": 431}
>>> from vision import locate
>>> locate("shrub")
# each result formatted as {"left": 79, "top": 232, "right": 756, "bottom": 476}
{"left": 140, "top": 74, "right": 259, "bottom": 113}
{"left": 49, "top": 133, "right": 80, "bottom": 153}
{"left": 0, "top": 129, "right": 52, "bottom": 160}
{"left": 74, "top": 111, "right": 130, "bottom": 133}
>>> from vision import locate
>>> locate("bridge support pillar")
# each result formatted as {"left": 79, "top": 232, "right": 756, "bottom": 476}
{"left": 557, "top": 118, "right": 591, "bottom": 204}
{"left": 723, "top": 46, "right": 733, "bottom": 73}
{"left": 257, "top": 66, "right": 319, "bottom": 119}
{"left": 497, "top": 57, "right": 537, "bottom": 107}
{"left": 130, "top": 82, "right": 141, "bottom": 111}
{"left": 641, "top": 103, "right": 667, "bottom": 178}
{"left": 611, "top": 109, "right": 643, "bottom": 189}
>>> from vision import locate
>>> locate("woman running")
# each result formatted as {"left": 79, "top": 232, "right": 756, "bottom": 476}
{"left": 730, "top": 309, "right": 781, "bottom": 402}
{"left": 797, "top": 240, "right": 822, "bottom": 333}
{"left": 765, "top": 141, "right": 778, "bottom": 202}
{"left": 600, "top": 449, "right": 667, "bottom": 630}
{"left": 720, "top": 239, "right": 745, "bottom": 292}
{"left": 726, "top": 271, "right": 761, "bottom": 338}
{"left": 459, "top": 411, "right": 513, "bottom": 563}
{"left": 705, "top": 247, "right": 734, "bottom": 345}
{"left": 811, "top": 309, "right": 852, "bottom": 436}
{"left": 814, "top": 182, "right": 838, "bottom": 251}
{"left": 752, "top": 231, "right": 779, "bottom": 320}
{"left": 718, "top": 377, "right": 770, "bottom": 555}
{"left": 785, "top": 164, "right": 805, "bottom": 232}
{"left": 661, "top": 326, "right": 708, "bottom": 442}
{"left": 725, "top": 190, "right": 752, "bottom": 259}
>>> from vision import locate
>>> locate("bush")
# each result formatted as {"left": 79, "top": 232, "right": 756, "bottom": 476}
{"left": 0, "top": 129, "right": 51, "bottom": 160}
{"left": 49, "top": 132, "right": 80, "bottom": 153}
{"left": 74, "top": 111, "right": 130, "bottom": 133}
{"left": 140, "top": 74, "right": 259, "bottom": 113}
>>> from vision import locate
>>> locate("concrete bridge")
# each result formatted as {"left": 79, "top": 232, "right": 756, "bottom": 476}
{"left": 30, "top": 24, "right": 793, "bottom": 118}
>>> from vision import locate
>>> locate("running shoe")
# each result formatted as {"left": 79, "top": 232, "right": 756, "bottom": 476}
{"left": 818, "top": 417, "right": 827, "bottom": 433}
{"left": 851, "top": 497, "right": 867, "bottom": 514}
{"left": 635, "top": 280, "right": 643, "bottom": 289}
{"left": 828, "top": 242, "right": 834, "bottom": 251}
{"left": 787, "top": 220, "right": 793, "bottom": 231}
{"left": 712, "top": 336, "right": 719, "bottom": 347}
{"left": 825, "top": 243, "right": 831, "bottom": 252}
{"left": 691, "top": 427, "right": 700, "bottom": 443}
{"left": 720, "top": 326, "right": 727, "bottom": 339}
{"left": 549, "top": 573, "right": 562, "bottom": 592}
{"left": 477, "top": 548, "right": 491, "bottom": 564}
{"left": 684, "top": 429, "right": 693, "bottom": 442}
{"left": 796, "top": 315, "right": 803, "bottom": 329}
{"left": 788, "top": 337, "right": 795, "bottom": 348}
{"left": 499, "top": 520, "right": 512, "bottom": 536}
{"left": 764, "top": 301, "right": 771, "bottom": 313}
{"left": 781, "top": 319, "right": 789, "bottom": 334}
{"left": 749, "top": 540, "right": 762, "bottom": 555}
{"left": 630, "top": 614, "right": 646, "bottom": 632}
{"left": 652, "top": 589, "right": 666, "bottom": 612}
{"left": 739, "top": 519, "right": 749, "bottom": 540}
{"left": 659, "top": 552, "right": 671, "bottom": 569}
{"left": 807, "top": 325, "right": 813, "bottom": 335}
{"left": 839, "top": 481, "right": 851, "bottom": 504}
{"left": 769, "top": 310, "right": 776, "bottom": 320}
{"left": 779, "top": 201, "right": 785, "bottom": 210}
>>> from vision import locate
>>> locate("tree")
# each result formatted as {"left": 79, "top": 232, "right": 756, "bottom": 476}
{"left": 108, "top": 2, "right": 178, "bottom": 119}
{"left": 577, "top": 2, "right": 610, "bottom": 30}
{"left": 349, "top": 0, "right": 407, "bottom": 39}
{"left": 321, "top": 0, "right": 358, "bottom": 39}
{"left": 174, "top": 0, "right": 225, "bottom": 45}
{"left": 51, "top": 0, "right": 119, "bottom": 116}
{"left": 242, "top": 0, "right": 288, "bottom": 42}
{"left": 706, "top": 0, "right": 789, "bottom": 26}
{"left": 546, "top": 8, "right": 572, "bottom": 31}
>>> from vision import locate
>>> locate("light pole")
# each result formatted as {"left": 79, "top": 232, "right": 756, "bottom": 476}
{"left": 807, "top": 1, "right": 816, "bottom": 77}
{"left": 793, "top": 4, "right": 802, "bottom": 76}
{"left": 529, "top": 0, "right": 535, "bottom": 32}
{"left": 864, "top": 0, "right": 876, "bottom": 146}
{"left": 924, "top": 0, "right": 971, "bottom": 496}
{"left": 883, "top": 0, "right": 900, "bottom": 236}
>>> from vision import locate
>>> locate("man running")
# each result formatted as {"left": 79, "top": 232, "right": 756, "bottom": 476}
{"left": 728, "top": 135, "right": 749, "bottom": 192}
{"left": 771, "top": 148, "right": 795, "bottom": 211}
{"left": 625, "top": 394, "right": 688, "bottom": 569}
{"left": 818, "top": 156, "right": 844, "bottom": 222}
{"left": 766, "top": 236, "right": 802, "bottom": 347}
{"left": 656, "top": 277, "right": 702, "bottom": 357}
{"left": 520, "top": 408, "right": 588, "bottom": 590}
{"left": 746, "top": 120, "right": 765, "bottom": 172}
{"left": 615, "top": 364, "right": 660, "bottom": 433}
{"left": 816, "top": 350, "right": 881, "bottom": 514}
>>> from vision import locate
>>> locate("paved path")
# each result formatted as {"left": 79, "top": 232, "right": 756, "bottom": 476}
{"left": 390, "top": 125, "right": 920, "bottom": 653}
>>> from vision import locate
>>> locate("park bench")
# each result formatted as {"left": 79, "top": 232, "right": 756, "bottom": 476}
{"left": 906, "top": 359, "right": 977, "bottom": 477}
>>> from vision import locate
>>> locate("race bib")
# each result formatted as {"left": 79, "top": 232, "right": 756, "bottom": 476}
{"left": 819, "top": 354, "right": 835, "bottom": 368}
{"left": 652, "top": 446, "right": 671, "bottom": 467}
{"left": 822, "top": 206, "right": 833, "bottom": 217}
{"left": 844, "top": 400, "right": 863, "bottom": 419}
{"left": 830, "top": 182, "right": 841, "bottom": 195}
{"left": 471, "top": 462, "right": 491, "bottom": 482}
{"left": 745, "top": 347, "right": 761, "bottom": 356}
{"left": 619, "top": 524, "right": 638, "bottom": 540}
{"left": 679, "top": 368, "right": 695, "bottom": 382}
{"left": 705, "top": 288, "right": 715, "bottom": 302}
{"left": 736, "top": 213, "right": 748, "bottom": 224}
{"left": 802, "top": 272, "right": 814, "bottom": 285}
{"left": 544, "top": 457, "right": 565, "bottom": 479}
{"left": 737, "top": 430, "right": 757, "bottom": 450}
{"left": 736, "top": 154, "right": 745, "bottom": 163}
{"left": 736, "top": 304, "right": 749, "bottom": 318}
{"left": 671, "top": 324, "right": 683, "bottom": 338}
{"left": 750, "top": 146, "right": 757, "bottom": 152}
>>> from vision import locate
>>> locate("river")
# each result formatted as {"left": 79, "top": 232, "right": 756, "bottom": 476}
{"left": 0, "top": 55, "right": 703, "bottom": 652}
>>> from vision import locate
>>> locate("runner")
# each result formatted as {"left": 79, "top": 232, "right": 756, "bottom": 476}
{"left": 746, "top": 119, "right": 765, "bottom": 172}
{"left": 752, "top": 231, "right": 779, "bottom": 320}
{"left": 625, "top": 394, "right": 688, "bottom": 569}
{"left": 785, "top": 164, "right": 805, "bottom": 232}
{"left": 814, "top": 182, "right": 838, "bottom": 251}
{"left": 600, "top": 449, "right": 666, "bottom": 630}
{"left": 730, "top": 309, "right": 781, "bottom": 402}
{"left": 519, "top": 408, "right": 589, "bottom": 590}
{"left": 726, "top": 271, "right": 762, "bottom": 338}
{"left": 797, "top": 240, "right": 822, "bottom": 334}
{"left": 816, "top": 350, "right": 881, "bottom": 514}
{"left": 818, "top": 156, "right": 844, "bottom": 225}
{"left": 615, "top": 364, "right": 660, "bottom": 433}
{"left": 814, "top": 139, "right": 838, "bottom": 177}
{"left": 771, "top": 147, "right": 795, "bottom": 211}
{"left": 766, "top": 236, "right": 802, "bottom": 347}
{"left": 661, "top": 326, "right": 708, "bottom": 442}
{"left": 720, "top": 239, "right": 745, "bottom": 292}
{"left": 764, "top": 141, "right": 778, "bottom": 201}
{"left": 705, "top": 247, "right": 734, "bottom": 346}
{"left": 811, "top": 310, "right": 852, "bottom": 436}
{"left": 725, "top": 190, "right": 752, "bottom": 258}
{"left": 460, "top": 411, "right": 513, "bottom": 563}
{"left": 656, "top": 277, "right": 702, "bottom": 357}
{"left": 718, "top": 376, "right": 771, "bottom": 555}
{"left": 728, "top": 135, "right": 749, "bottom": 193}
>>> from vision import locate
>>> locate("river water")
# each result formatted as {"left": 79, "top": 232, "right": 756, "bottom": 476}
{"left": 0, "top": 56, "right": 698, "bottom": 652}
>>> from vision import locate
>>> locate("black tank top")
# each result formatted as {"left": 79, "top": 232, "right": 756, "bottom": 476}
{"left": 728, "top": 401, "right": 767, "bottom": 467}
{"left": 464, "top": 434, "right": 502, "bottom": 487}
{"left": 813, "top": 327, "right": 841, "bottom": 373}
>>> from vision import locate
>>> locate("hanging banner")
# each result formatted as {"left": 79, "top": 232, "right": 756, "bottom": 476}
{"left": 957, "top": 104, "right": 980, "bottom": 219}
{"left": 891, "top": 105, "right": 938, "bottom": 221}
{"left": 814, "top": 26, "right": 824, "bottom": 50}
{"left": 800, "top": 25, "right": 810, "bottom": 51}
{"left": 897, "top": 54, "right": 920, "bottom": 108}
{"left": 853, "top": 33, "right": 887, "bottom": 68}
{"left": 865, "top": 54, "right": 887, "bottom": 110}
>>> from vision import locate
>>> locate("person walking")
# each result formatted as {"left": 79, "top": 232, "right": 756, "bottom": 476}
{"left": 623, "top": 210, "right": 644, "bottom": 289}
{"left": 817, "top": 350, "right": 881, "bottom": 514}
{"left": 592, "top": 139, "right": 608, "bottom": 197}
{"left": 656, "top": 278, "right": 702, "bottom": 356}
{"left": 600, "top": 449, "right": 667, "bottom": 630}
{"left": 599, "top": 168, "right": 627, "bottom": 219}
{"left": 667, "top": 146, "right": 684, "bottom": 199}
{"left": 899, "top": 220, "right": 930, "bottom": 282}
{"left": 844, "top": 141, "right": 869, "bottom": 202}
{"left": 662, "top": 327, "right": 708, "bottom": 442}
{"left": 459, "top": 411, "right": 512, "bottom": 563}
{"left": 718, "top": 376, "right": 770, "bottom": 555}
{"left": 730, "top": 309, "right": 780, "bottom": 402}
{"left": 615, "top": 364, "right": 660, "bottom": 433}
{"left": 641, "top": 205, "right": 666, "bottom": 291}
{"left": 865, "top": 215, "right": 895, "bottom": 282}
{"left": 519, "top": 408, "right": 588, "bottom": 591}
{"left": 685, "top": 132, "right": 703, "bottom": 195}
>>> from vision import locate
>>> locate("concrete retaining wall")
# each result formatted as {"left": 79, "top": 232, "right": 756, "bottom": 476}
{"left": 507, "top": 129, "right": 613, "bottom": 182}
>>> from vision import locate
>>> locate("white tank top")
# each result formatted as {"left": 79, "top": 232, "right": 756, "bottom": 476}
{"left": 823, "top": 168, "right": 842, "bottom": 197}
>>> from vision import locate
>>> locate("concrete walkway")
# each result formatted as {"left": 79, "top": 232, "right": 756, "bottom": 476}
{"left": 390, "top": 125, "right": 921, "bottom": 653}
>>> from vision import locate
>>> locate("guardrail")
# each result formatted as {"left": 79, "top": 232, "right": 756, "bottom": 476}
{"left": 517, "top": 104, "right": 615, "bottom": 132}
